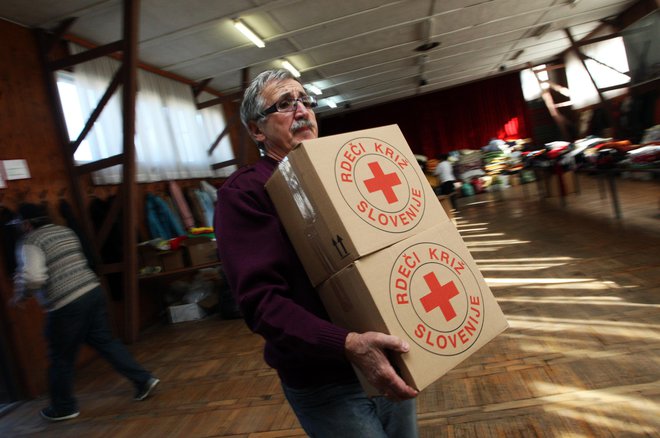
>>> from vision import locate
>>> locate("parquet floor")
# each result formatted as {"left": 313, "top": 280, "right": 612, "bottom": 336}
{"left": 1, "top": 174, "right": 659, "bottom": 437}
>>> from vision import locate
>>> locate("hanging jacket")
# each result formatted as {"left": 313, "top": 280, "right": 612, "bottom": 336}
{"left": 145, "top": 193, "right": 186, "bottom": 239}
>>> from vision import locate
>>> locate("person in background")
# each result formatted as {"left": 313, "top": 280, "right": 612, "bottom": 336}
{"left": 215, "top": 69, "right": 418, "bottom": 437}
{"left": 10, "top": 203, "right": 159, "bottom": 422}
{"left": 433, "top": 152, "right": 458, "bottom": 210}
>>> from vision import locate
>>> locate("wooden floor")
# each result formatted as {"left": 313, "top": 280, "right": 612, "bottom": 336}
{"left": 2, "top": 174, "right": 659, "bottom": 437}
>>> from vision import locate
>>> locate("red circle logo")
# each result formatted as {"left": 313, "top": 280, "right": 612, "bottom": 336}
{"left": 389, "top": 242, "right": 485, "bottom": 356}
{"left": 334, "top": 137, "right": 425, "bottom": 233}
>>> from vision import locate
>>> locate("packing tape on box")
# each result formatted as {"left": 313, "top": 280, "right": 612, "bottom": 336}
{"left": 280, "top": 158, "right": 334, "bottom": 273}
{"left": 327, "top": 276, "right": 354, "bottom": 313}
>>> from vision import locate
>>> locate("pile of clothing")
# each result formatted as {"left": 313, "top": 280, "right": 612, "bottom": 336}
{"left": 523, "top": 129, "right": 660, "bottom": 172}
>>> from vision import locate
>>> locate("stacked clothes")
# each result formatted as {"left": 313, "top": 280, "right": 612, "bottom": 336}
{"left": 454, "top": 149, "right": 485, "bottom": 182}
{"left": 523, "top": 130, "right": 660, "bottom": 172}
{"left": 482, "top": 149, "right": 508, "bottom": 176}
{"left": 622, "top": 145, "right": 660, "bottom": 169}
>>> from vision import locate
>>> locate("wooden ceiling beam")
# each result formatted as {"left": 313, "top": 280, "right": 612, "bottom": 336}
{"left": 211, "top": 158, "right": 238, "bottom": 170}
{"left": 75, "top": 154, "right": 125, "bottom": 174}
{"left": 196, "top": 90, "right": 243, "bottom": 110}
{"left": 192, "top": 78, "right": 213, "bottom": 98}
{"left": 43, "top": 17, "right": 77, "bottom": 53}
{"left": 48, "top": 40, "right": 124, "bottom": 71}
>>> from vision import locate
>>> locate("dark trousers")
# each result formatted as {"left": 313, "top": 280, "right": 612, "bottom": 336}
{"left": 45, "top": 286, "right": 151, "bottom": 412}
{"left": 436, "top": 181, "right": 458, "bottom": 210}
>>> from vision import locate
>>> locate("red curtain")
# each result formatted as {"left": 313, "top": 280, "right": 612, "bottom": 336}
{"left": 319, "top": 72, "right": 531, "bottom": 159}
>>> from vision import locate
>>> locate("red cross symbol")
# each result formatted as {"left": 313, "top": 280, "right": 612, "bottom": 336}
{"left": 363, "top": 161, "right": 401, "bottom": 204}
{"left": 420, "top": 272, "right": 459, "bottom": 321}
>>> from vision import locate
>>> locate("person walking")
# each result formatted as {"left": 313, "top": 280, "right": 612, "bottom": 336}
{"left": 10, "top": 203, "right": 159, "bottom": 422}
{"left": 433, "top": 152, "right": 459, "bottom": 210}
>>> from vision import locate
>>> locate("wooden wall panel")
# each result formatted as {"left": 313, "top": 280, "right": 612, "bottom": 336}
{"left": 0, "top": 18, "right": 70, "bottom": 398}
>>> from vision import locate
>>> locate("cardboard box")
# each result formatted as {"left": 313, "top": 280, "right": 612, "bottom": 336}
{"left": 138, "top": 244, "right": 161, "bottom": 269}
{"left": 167, "top": 303, "right": 205, "bottom": 323}
{"left": 317, "top": 223, "right": 509, "bottom": 394}
{"left": 266, "top": 125, "right": 448, "bottom": 285}
{"left": 183, "top": 236, "right": 219, "bottom": 266}
{"left": 161, "top": 250, "right": 185, "bottom": 271}
{"left": 138, "top": 244, "right": 185, "bottom": 272}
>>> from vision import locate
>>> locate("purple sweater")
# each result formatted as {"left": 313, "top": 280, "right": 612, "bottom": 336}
{"left": 215, "top": 156, "right": 357, "bottom": 388}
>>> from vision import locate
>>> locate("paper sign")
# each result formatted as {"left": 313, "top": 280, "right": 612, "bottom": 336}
{"left": 2, "top": 160, "right": 31, "bottom": 180}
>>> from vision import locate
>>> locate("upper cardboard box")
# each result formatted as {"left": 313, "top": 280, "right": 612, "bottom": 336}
{"left": 266, "top": 125, "right": 448, "bottom": 285}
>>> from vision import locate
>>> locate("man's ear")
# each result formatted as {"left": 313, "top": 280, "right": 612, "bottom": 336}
{"left": 247, "top": 120, "right": 266, "bottom": 143}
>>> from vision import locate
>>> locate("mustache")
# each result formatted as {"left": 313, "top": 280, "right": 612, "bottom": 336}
{"left": 291, "top": 119, "right": 316, "bottom": 133}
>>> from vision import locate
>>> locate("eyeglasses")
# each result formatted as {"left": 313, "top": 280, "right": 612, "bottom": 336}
{"left": 260, "top": 95, "right": 317, "bottom": 118}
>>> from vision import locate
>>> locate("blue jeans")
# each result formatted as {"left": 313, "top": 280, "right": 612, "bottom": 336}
{"left": 45, "top": 286, "right": 151, "bottom": 412}
{"left": 282, "top": 381, "right": 418, "bottom": 438}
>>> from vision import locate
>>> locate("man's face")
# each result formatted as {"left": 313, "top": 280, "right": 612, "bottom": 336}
{"left": 249, "top": 78, "right": 318, "bottom": 159}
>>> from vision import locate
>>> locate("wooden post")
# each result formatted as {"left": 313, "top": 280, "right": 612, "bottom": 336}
{"left": 121, "top": 0, "right": 140, "bottom": 343}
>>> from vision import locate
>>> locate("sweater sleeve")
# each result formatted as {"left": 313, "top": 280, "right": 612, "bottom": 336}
{"left": 216, "top": 179, "right": 349, "bottom": 360}
{"left": 16, "top": 242, "right": 48, "bottom": 291}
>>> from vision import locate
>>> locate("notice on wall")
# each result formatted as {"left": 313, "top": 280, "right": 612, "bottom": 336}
{"left": 2, "top": 159, "right": 31, "bottom": 181}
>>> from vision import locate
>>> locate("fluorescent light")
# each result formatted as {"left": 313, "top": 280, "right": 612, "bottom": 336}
{"left": 327, "top": 99, "right": 337, "bottom": 108}
{"left": 305, "top": 84, "right": 323, "bottom": 95}
{"left": 281, "top": 60, "right": 300, "bottom": 77}
{"left": 234, "top": 19, "right": 265, "bottom": 48}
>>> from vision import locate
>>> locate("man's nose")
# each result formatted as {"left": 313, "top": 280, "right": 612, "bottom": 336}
{"left": 293, "top": 101, "right": 311, "bottom": 117}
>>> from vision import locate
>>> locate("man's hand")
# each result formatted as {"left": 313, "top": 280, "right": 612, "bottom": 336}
{"left": 345, "top": 331, "right": 418, "bottom": 400}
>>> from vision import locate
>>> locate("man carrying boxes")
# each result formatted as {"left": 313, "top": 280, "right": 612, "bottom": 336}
{"left": 216, "top": 68, "right": 507, "bottom": 438}
{"left": 216, "top": 69, "right": 418, "bottom": 437}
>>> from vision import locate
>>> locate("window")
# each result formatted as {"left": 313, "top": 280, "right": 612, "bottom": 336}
{"left": 565, "top": 37, "right": 630, "bottom": 109}
{"left": 520, "top": 64, "right": 550, "bottom": 101}
{"left": 520, "top": 36, "right": 631, "bottom": 109}
{"left": 56, "top": 72, "right": 93, "bottom": 162}
{"left": 56, "top": 43, "right": 236, "bottom": 184}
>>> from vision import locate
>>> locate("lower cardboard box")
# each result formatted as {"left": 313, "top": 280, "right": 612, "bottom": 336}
{"left": 317, "top": 223, "right": 508, "bottom": 394}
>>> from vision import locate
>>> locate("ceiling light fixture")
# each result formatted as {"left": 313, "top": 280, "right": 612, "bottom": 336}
{"left": 414, "top": 41, "right": 440, "bottom": 52}
{"left": 281, "top": 60, "right": 300, "bottom": 77}
{"left": 305, "top": 84, "right": 323, "bottom": 95}
{"left": 509, "top": 49, "right": 524, "bottom": 61}
{"left": 234, "top": 19, "right": 265, "bottom": 48}
{"left": 326, "top": 99, "right": 337, "bottom": 109}
{"left": 528, "top": 23, "right": 551, "bottom": 39}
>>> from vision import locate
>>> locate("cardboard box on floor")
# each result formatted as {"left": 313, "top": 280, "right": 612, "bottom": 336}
{"left": 167, "top": 303, "right": 205, "bottom": 323}
{"left": 317, "top": 223, "right": 509, "bottom": 394}
{"left": 266, "top": 125, "right": 448, "bottom": 286}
